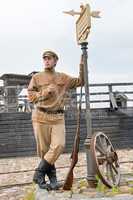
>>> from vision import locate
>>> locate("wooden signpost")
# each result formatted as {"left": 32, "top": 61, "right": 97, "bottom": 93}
{"left": 63, "top": 3, "right": 101, "bottom": 187}
{"left": 64, "top": 4, "right": 100, "bottom": 44}
{"left": 76, "top": 4, "right": 91, "bottom": 44}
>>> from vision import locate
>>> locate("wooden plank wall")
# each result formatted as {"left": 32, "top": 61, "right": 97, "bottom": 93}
{"left": 0, "top": 108, "right": 133, "bottom": 158}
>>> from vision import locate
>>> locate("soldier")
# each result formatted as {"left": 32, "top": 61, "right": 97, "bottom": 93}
{"left": 28, "top": 50, "right": 84, "bottom": 190}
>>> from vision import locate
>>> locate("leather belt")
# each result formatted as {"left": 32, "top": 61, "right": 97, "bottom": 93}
{"left": 37, "top": 107, "right": 64, "bottom": 114}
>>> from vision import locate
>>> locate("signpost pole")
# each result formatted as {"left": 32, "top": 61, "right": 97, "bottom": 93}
{"left": 81, "top": 42, "right": 97, "bottom": 187}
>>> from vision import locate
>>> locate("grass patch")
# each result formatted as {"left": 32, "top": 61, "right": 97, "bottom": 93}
{"left": 23, "top": 184, "right": 35, "bottom": 200}
{"left": 95, "top": 175, "right": 108, "bottom": 193}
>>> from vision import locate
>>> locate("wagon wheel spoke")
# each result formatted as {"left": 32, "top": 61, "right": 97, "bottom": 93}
{"left": 97, "top": 135, "right": 106, "bottom": 154}
{"left": 98, "top": 135, "right": 103, "bottom": 147}
{"left": 106, "top": 163, "right": 110, "bottom": 180}
{"left": 101, "top": 159, "right": 108, "bottom": 175}
{"left": 102, "top": 136, "right": 108, "bottom": 152}
{"left": 98, "top": 135, "right": 107, "bottom": 153}
{"left": 96, "top": 144, "right": 105, "bottom": 155}
{"left": 107, "top": 144, "right": 112, "bottom": 153}
{"left": 111, "top": 163, "right": 118, "bottom": 174}
{"left": 98, "top": 155, "right": 106, "bottom": 161}
{"left": 109, "top": 164, "right": 116, "bottom": 183}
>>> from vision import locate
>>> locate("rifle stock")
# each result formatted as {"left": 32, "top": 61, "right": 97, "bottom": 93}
{"left": 63, "top": 133, "right": 79, "bottom": 190}
{"left": 63, "top": 167, "right": 74, "bottom": 190}
{"left": 63, "top": 86, "right": 83, "bottom": 190}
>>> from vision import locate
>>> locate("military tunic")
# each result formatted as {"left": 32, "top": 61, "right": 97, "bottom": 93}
{"left": 28, "top": 64, "right": 84, "bottom": 164}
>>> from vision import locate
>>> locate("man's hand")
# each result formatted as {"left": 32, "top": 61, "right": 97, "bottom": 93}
{"left": 47, "top": 85, "right": 56, "bottom": 95}
{"left": 41, "top": 85, "right": 56, "bottom": 98}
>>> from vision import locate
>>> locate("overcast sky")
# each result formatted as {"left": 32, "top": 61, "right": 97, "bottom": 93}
{"left": 0, "top": 0, "right": 133, "bottom": 83}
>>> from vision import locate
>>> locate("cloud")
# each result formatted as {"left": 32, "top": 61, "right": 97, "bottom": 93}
{"left": 0, "top": 0, "right": 132, "bottom": 84}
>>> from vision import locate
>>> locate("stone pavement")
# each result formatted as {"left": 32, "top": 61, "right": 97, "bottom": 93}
{"left": 35, "top": 185, "right": 133, "bottom": 200}
{"left": 0, "top": 150, "right": 133, "bottom": 199}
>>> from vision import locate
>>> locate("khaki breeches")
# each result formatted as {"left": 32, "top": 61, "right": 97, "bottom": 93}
{"left": 32, "top": 120, "right": 65, "bottom": 165}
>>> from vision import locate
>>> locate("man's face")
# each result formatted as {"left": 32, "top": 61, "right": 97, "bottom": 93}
{"left": 43, "top": 56, "right": 57, "bottom": 69}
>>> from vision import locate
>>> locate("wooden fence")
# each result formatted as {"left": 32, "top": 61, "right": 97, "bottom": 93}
{"left": 0, "top": 107, "right": 133, "bottom": 158}
{"left": 0, "top": 82, "right": 133, "bottom": 158}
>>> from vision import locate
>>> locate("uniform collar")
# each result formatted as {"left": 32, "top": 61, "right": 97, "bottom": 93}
{"left": 44, "top": 67, "right": 55, "bottom": 73}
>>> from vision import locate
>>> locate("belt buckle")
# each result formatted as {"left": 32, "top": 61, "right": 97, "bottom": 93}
{"left": 47, "top": 110, "right": 52, "bottom": 114}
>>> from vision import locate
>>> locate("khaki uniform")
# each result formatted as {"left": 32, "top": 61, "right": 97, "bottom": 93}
{"left": 28, "top": 65, "right": 84, "bottom": 165}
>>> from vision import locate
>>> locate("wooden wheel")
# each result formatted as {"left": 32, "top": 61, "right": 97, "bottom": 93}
{"left": 91, "top": 132, "right": 121, "bottom": 188}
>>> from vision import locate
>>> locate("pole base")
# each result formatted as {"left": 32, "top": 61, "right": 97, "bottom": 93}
{"left": 84, "top": 138, "right": 91, "bottom": 148}
{"left": 87, "top": 179, "right": 98, "bottom": 188}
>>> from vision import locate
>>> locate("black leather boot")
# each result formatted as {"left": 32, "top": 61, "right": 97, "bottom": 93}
{"left": 33, "top": 159, "right": 51, "bottom": 190}
{"left": 47, "top": 164, "right": 62, "bottom": 190}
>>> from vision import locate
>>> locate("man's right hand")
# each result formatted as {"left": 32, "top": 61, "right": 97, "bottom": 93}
{"left": 41, "top": 85, "right": 56, "bottom": 96}
{"left": 47, "top": 85, "right": 56, "bottom": 95}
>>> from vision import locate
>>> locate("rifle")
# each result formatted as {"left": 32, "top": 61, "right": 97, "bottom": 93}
{"left": 63, "top": 85, "right": 83, "bottom": 190}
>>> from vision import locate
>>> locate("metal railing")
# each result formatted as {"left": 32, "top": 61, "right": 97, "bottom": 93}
{"left": 0, "top": 82, "right": 133, "bottom": 112}
{"left": 77, "top": 82, "right": 133, "bottom": 108}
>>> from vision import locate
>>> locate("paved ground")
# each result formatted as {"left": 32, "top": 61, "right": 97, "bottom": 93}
{"left": 35, "top": 185, "right": 133, "bottom": 200}
{"left": 0, "top": 150, "right": 133, "bottom": 199}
